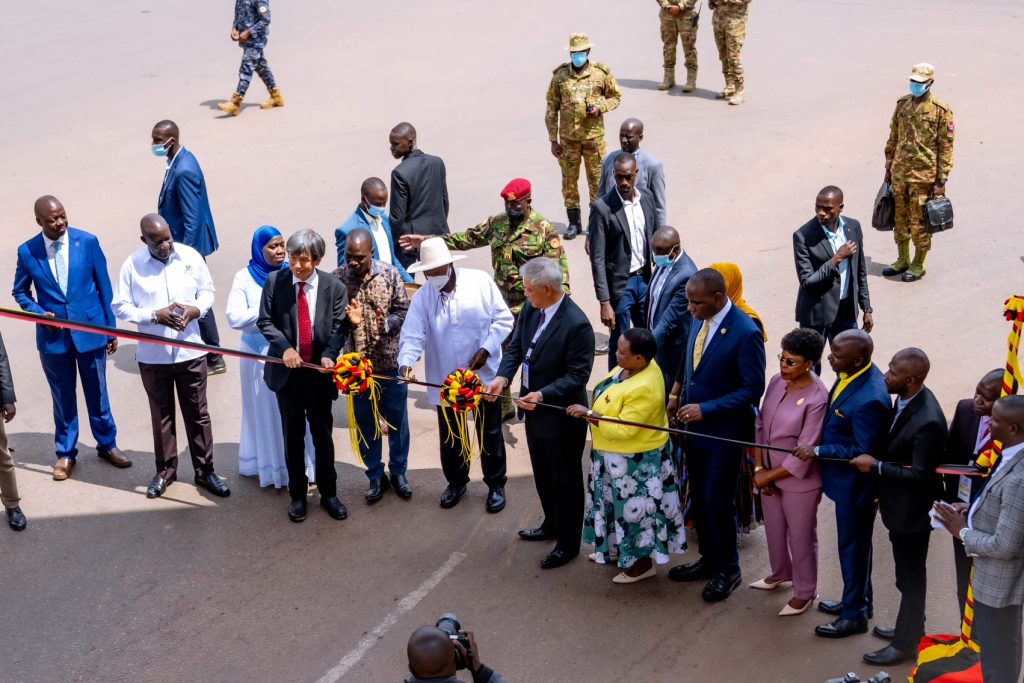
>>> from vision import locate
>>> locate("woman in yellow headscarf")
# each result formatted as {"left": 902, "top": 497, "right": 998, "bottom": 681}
{"left": 709, "top": 262, "right": 768, "bottom": 341}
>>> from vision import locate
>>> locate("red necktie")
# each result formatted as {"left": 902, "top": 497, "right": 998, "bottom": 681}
{"left": 297, "top": 281, "right": 313, "bottom": 363}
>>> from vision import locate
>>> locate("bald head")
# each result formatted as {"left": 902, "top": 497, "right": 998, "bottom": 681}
{"left": 389, "top": 122, "right": 417, "bottom": 159}
{"left": 34, "top": 195, "right": 68, "bottom": 241}
{"left": 360, "top": 177, "right": 386, "bottom": 197}
{"left": 828, "top": 329, "right": 873, "bottom": 375}
{"left": 884, "top": 347, "right": 931, "bottom": 397}
{"left": 619, "top": 118, "right": 645, "bottom": 153}
{"left": 991, "top": 395, "right": 1024, "bottom": 447}
{"left": 140, "top": 213, "right": 173, "bottom": 262}
{"left": 407, "top": 626, "right": 455, "bottom": 679}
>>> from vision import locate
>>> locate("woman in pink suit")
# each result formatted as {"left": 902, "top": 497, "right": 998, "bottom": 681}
{"left": 752, "top": 328, "right": 828, "bottom": 616}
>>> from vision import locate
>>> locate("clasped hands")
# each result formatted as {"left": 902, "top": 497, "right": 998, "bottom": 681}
{"left": 154, "top": 302, "right": 201, "bottom": 332}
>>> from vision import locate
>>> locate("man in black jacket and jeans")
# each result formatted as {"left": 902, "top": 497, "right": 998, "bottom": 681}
{"left": 793, "top": 186, "right": 873, "bottom": 372}
{"left": 852, "top": 348, "right": 947, "bottom": 666}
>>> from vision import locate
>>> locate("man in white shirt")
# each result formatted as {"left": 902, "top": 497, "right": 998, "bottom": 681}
{"left": 112, "top": 214, "right": 229, "bottom": 500}
{"left": 398, "top": 238, "right": 514, "bottom": 513}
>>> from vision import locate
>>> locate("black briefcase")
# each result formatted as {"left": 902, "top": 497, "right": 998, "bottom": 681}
{"left": 925, "top": 196, "right": 954, "bottom": 234}
{"left": 872, "top": 182, "right": 895, "bottom": 231}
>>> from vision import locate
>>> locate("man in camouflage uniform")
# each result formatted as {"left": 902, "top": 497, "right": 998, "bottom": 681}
{"left": 710, "top": 0, "right": 750, "bottom": 105}
{"left": 882, "top": 63, "right": 954, "bottom": 282}
{"left": 658, "top": 0, "right": 700, "bottom": 93}
{"left": 546, "top": 33, "right": 622, "bottom": 240}
{"left": 216, "top": 0, "right": 284, "bottom": 116}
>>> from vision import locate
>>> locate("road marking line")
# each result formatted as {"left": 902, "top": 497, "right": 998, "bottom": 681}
{"left": 314, "top": 551, "right": 468, "bottom": 683}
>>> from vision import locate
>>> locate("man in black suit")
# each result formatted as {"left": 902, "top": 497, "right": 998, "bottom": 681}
{"left": 589, "top": 152, "right": 657, "bottom": 370}
{"left": 258, "top": 229, "right": 350, "bottom": 523}
{"left": 794, "top": 186, "right": 873, "bottom": 372}
{"left": 486, "top": 258, "right": 596, "bottom": 570}
{"left": 389, "top": 122, "right": 450, "bottom": 269}
{"left": 645, "top": 225, "right": 698, "bottom": 389}
{"left": 944, "top": 368, "right": 1002, "bottom": 617}
{"left": 852, "top": 348, "right": 947, "bottom": 665}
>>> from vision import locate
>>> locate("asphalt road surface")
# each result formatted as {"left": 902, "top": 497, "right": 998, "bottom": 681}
{"left": 2, "top": 0, "right": 1022, "bottom": 681}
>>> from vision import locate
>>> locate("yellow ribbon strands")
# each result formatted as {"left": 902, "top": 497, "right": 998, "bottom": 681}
{"left": 440, "top": 368, "right": 484, "bottom": 464}
{"left": 332, "top": 352, "right": 389, "bottom": 465}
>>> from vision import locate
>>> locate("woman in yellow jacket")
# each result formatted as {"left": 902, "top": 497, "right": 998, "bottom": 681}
{"left": 568, "top": 328, "right": 686, "bottom": 584}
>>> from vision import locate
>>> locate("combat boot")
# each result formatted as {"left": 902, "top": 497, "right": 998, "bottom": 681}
{"left": 715, "top": 81, "right": 736, "bottom": 100}
{"left": 681, "top": 70, "right": 697, "bottom": 93}
{"left": 728, "top": 90, "right": 745, "bottom": 106}
{"left": 901, "top": 247, "right": 928, "bottom": 282}
{"left": 565, "top": 208, "right": 582, "bottom": 240}
{"left": 659, "top": 68, "right": 676, "bottom": 91}
{"left": 882, "top": 240, "right": 911, "bottom": 276}
{"left": 260, "top": 87, "right": 285, "bottom": 109}
{"left": 216, "top": 93, "right": 243, "bottom": 116}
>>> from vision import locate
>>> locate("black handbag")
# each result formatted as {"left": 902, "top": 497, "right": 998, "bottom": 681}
{"left": 872, "top": 182, "right": 895, "bottom": 231}
{"left": 925, "top": 195, "right": 954, "bottom": 233}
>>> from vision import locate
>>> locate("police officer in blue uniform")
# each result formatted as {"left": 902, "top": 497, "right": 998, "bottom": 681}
{"left": 216, "top": 0, "right": 284, "bottom": 116}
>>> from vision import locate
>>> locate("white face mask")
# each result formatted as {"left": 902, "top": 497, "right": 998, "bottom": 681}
{"left": 426, "top": 266, "right": 451, "bottom": 290}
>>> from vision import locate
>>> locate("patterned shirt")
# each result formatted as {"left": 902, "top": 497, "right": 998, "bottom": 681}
{"left": 333, "top": 261, "right": 409, "bottom": 371}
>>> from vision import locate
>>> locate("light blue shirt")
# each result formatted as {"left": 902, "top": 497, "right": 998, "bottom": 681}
{"left": 821, "top": 217, "right": 849, "bottom": 299}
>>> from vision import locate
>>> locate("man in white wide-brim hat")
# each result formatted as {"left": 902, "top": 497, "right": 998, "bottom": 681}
{"left": 397, "top": 238, "right": 514, "bottom": 513}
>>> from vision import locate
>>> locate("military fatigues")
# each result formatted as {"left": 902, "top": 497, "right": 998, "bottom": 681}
{"left": 444, "top": 211, "right": 570, "bottom": 315}
{"left": 545, "top": 63, "right": 622, "bottom": 210}
{"left": 712, "top": 0, "right": 750, "bottom": 94}
{"left": 659, "top": 0, "right": 700, "bottom": 76}
{"left": 233, "top": 0, "right": 275, "bottom": 96}
{"left": 884, "top": 94, "right": 955, "bottom": 252}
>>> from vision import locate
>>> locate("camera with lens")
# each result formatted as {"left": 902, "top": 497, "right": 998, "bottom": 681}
{"left": 825, "top": 673, "right": 891, "bottom": 683}
{"left": 436, "top": 613, "right": 472, "bottom": 670}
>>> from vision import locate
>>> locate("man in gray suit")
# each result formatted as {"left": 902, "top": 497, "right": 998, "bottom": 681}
{"left": 935, "top": 394, "right": 1024, "bottom": 683}
{"left": 596, "top": 118, "right": 667, "bottom": 227}
{"left": 0, "top": 331, "right": 25, "bottom": 531}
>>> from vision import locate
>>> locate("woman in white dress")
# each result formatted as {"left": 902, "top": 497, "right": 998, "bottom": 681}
{"left": 226, "top": 226, "right": 313, "bottom": 488}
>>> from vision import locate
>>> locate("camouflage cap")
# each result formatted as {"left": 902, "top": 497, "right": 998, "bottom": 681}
{"left": 909, "top": 63, "right": 935, "bottom": 82}
{"left": 566, "top": 33, "right": 593, "bottom": 52}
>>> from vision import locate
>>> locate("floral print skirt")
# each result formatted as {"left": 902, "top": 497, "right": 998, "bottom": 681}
{"left": 583, "top": 443, "right": 687, "bottom": 569}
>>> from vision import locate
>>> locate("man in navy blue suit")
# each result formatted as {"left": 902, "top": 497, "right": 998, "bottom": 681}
{"left": 666, "top": 268, "right": 766, "bottom": 601}
{"left": 645, "top": 225, "right": 697, "bottom": 389}
{"left": 13, "top": 196, "right": 129, "bottom": 481}
{"left": 151, "top": 120, "right": 225, "bottom": 375}
{"left": 794, "top": 329, "right": 890, "bottom": 638}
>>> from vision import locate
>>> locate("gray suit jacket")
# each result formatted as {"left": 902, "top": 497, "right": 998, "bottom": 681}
{"left": 0, "top": 332, "right": 16, "bottom": 404}
{"left": 597, "top": 148, "right": 667, "bottom": 226}
{"left": 793, "top": 217, "right": 871, "bottom": 326}
{"left": 963, "top": 450, "right": 1024, "bottom": 607}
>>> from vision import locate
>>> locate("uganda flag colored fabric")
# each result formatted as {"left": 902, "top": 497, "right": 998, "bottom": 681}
{"left": 910, "top": 635, "right": 981, "bottom": 682}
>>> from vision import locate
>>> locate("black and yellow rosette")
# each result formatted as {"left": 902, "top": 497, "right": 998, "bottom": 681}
{"left": 332, "top": 352, "right": 389, "bottom": 464}
{"left": 440, "top": 368, "right": 484, "bottom": 463}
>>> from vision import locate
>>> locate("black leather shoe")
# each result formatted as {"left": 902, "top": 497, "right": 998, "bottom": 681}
{"left": 195, "top": 473, "right": 230, "bottom": 497}
{"left": 863, "top": 644, "right": 912, "bottom": 666}
{"left": 5, "top": 506, "right": 26, "bottom": 531}
{"left": 439, "top": 485, "right": 466, "bottom": 509}
{"left": 901, "top": 270, "right": 925, "bottom": 282}
{"left": 391, "top": 473, "right": 412, "bottom": 499}
{"left": 815, "top": 617, "right": 869, "bottom": 639}
{"left": 288, "top": 499, "right": 307, "bottom": 523}
{"left": 541, "top": 549, "right": 577, "bottom": 569}
{"left": 146, "top": 474, "right": 171, "bottom": 499}
{"left": 518, "top": 527, "right": 554, "bottom": 541}
{"left": 818, "top": 599, "right": 842, "bottom": 615}
{"left": 873, "top": 625, "right": 895, "bottom": 641}
{"left": 882, "top": 265, "right": 908, "bottom": 277}
{"left": 668, "top": 559, "right": 713, "bottom": 582}
{"left": 702, "top": 571, "right": 742, "bottom": 602}
{"left": 485, "top": 487, "right": 506, "bottom": 513}
{"left": 365, "top": 476, "right": 390, "bottom": 504}
{"left": 321, "top": 496, "right": 348, "bottom": 520}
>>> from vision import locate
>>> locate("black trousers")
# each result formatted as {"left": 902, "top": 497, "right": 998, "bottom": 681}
{"left": 275, "top": 370, "right": 338, "bottom": 501}
{"left": 525, "top": 419, "right": 587, "bottom": 554}
{"left": 685, "top": 440, "right": 742, "bottom": 576}
{"left": 198, "top": 310, "right": 222, "bottom": 364}
{"left": 974, "top": 600, "right": 1023, "bottom": 683}
{"left": 436, "top": 401, "right": 506, "bottom": 489}
{"left": 802, "top": 295, "right": 858, "bottom": 375}
{"left": 889, "top": 530, "right": 931, "bottom": 652}
{"left": 952, "top": 537, "right": 973, "bottom": 621}
{"left": 138, "top": 357, "right": 214, "bottom": 480}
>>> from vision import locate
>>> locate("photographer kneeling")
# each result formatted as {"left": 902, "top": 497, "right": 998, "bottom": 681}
{"left": 405, "top": 622, "right": 507, "bottom": 683}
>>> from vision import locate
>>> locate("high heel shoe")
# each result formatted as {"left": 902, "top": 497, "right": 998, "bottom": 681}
{"left": 749, "top": 577, "right": 793, "bottom": 590}
{"left": 779, "top": 595, "right": 817, "bottom": 616}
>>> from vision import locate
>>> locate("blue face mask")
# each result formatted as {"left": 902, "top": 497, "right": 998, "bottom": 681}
{"left": 570, "top": 52, "right": 588, "bottom": 69}
{"left": 653, "top": 253, "right": 674, "bottom": 268}
{"left": 367, "top": 205, "right": 387, "bottom": 219}
{"left": 909, "top": 81, "right": 929, "bottom": 98}
{"left": 151, "top": 142, "right": 169, "bottom": 157}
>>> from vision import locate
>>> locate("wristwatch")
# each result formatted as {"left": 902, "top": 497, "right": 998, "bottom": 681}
{"left": 958, "top": 527, "right": 969, "bottom": 543}
{"left": 813, "top": 446, "right": 820, "bottom": 456}
{"left": 150, "top": 310, "right": 159, "bottom": 324}
{"left": 754, "top": 466, "right": 765, "bottom": 473}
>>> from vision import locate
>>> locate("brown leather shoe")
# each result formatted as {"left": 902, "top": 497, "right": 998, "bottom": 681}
{"left": 52, "top": 458, "right": 75, "bottom": 481}
{"left": 98, "top": 447, "right": 132, "bottom": 468}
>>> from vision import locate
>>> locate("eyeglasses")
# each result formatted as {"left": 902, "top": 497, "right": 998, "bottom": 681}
{"left": 777, "top": 354, "right": 804, "bottom": 368}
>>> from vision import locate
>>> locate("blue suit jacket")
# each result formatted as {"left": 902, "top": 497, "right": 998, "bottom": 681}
{"left": 158, "top": 149, "right": 219, "bottom": 256}
{"left": 335, "top": 208, "right": 413, "bottom": 282}
{"left": 647, "top": 251, "right": 698, "bottom": 385}
{"left": 13, "top": 228, "right": 116, "bottom": 354}
{"left": 678, "top": 304, "right": 766, "bottom": 440}
{"left": 818, "top": 364, "right": 891, "bottom": 507}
